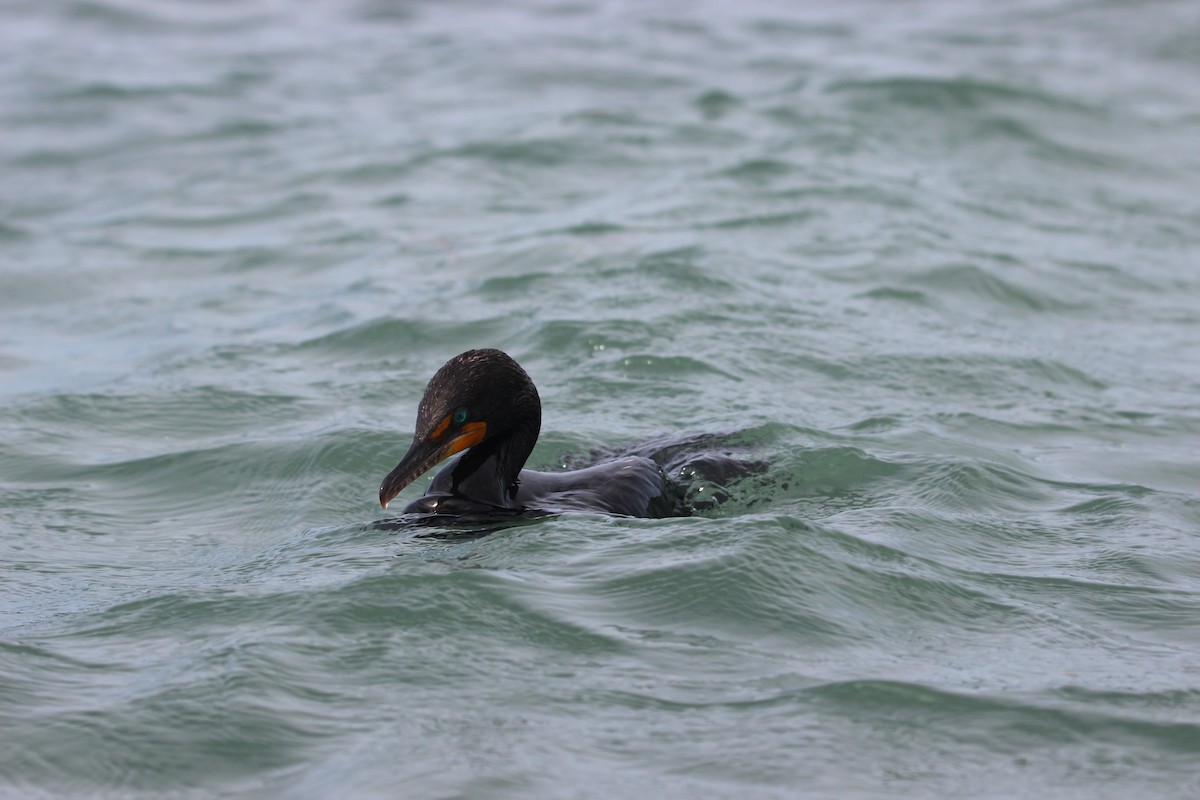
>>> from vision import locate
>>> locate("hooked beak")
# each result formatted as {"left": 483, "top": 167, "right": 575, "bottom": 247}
{"left": 379, "top": 420, "right": 487, "bottom": 509}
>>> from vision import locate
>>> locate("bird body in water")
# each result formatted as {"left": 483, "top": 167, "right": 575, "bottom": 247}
{"left": 379, "top": 349, "right": 686, "bottom": 519}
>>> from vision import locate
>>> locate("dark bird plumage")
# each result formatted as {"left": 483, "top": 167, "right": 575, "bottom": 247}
{"left": 379, "top": 349, "right": 687, "bottom": 519}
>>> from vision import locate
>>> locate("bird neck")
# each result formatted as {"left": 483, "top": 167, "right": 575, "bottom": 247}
{"left": 449, "top": 418, "right": 539, "bottom": 505}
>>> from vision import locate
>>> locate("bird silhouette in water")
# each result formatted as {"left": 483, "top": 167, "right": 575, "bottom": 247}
{"left": 379, "top": 349, "right": 688, "bottom": 520}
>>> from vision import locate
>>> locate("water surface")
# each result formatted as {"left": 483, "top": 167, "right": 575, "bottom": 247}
{"left": 2, "top": 0, "right": 1199, "bottom": 797}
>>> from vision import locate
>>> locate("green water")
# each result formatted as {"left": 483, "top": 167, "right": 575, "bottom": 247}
{"left": 3, "top": 0, "right": 1199, "bottom": 797}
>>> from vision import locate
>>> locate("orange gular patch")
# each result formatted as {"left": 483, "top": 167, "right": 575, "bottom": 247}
{"left": 445, "top": 420, "right": 487, "bottom": 455}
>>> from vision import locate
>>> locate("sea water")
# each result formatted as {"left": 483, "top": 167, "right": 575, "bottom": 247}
{"left": 2, "top": 1, "right": 1199, "bottom": 797}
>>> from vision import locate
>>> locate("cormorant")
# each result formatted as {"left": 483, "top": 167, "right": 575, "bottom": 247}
{"left": 379, "top": 349, "right": 686, "bottom": 519}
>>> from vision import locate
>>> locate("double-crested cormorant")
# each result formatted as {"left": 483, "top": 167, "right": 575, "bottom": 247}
{"left": 379, "top": 349, "right": 686, "bottom": 519}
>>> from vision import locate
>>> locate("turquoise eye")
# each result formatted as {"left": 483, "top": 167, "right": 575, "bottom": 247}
{"left": 452, "top": 407, "right": 469, "bottom": 425}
